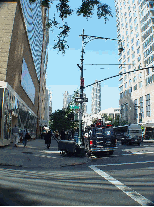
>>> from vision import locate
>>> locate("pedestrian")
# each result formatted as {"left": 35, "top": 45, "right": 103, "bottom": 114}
{"left": 22, "top": 129, "right": 28, "bottom": 147}
{"left": 12, "top": 125, "right": 19, "bottom": 147}
{"left": 44, "top": 131, "right": 51, "bottom": 149}
{"left": 60, "top": 128, "right": 65, "bottom": 140}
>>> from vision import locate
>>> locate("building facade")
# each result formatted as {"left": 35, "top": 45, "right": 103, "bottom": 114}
{"left": 0, "top": 0, "right": 48, "bottom": 145}
{"left": 91, "top": 80, "right": 101, "bottom": 114}
{"left": 115, "top": 0, "right": 154, "bottom": 125}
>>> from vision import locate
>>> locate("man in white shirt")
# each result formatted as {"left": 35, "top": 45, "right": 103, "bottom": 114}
{"left": 12, "top": 125, "right": 19, "bottom": 147}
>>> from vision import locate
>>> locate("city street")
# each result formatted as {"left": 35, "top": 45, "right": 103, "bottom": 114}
{"left": 0, "top": 139, "right": 154, "bottom": 205}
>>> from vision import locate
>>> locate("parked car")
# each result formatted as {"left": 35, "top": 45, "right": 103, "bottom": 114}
{"left": 121, "top": 134, "right": 141, "bottom": 145}
{"left": 85, "top": 127, "right": 117, "bottom": 157}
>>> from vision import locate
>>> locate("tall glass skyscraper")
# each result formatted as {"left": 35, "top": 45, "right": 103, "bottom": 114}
{"left": 115, "top": 0, "right": 154, "bottom": 125}
{"left": 0, "top": 0, "right": 49, "bottom": 145}
{"left": 20, "top": 0, "right": 44, "bottom": 80}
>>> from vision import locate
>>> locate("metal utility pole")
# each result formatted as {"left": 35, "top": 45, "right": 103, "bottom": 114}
{"left": 77, "top": 29, "right": 85, "bottom": 146}
{"left": 76, "top": 29, "right": 124, "bottom": 146}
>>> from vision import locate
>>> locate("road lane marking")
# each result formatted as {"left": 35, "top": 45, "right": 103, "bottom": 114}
{"left": 89, "top": 165, "right": 154, "bottom": 206}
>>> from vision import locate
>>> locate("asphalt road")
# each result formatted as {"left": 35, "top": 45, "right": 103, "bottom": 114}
{"left": 0, "top": 141, "right": 154, "bottom": 206}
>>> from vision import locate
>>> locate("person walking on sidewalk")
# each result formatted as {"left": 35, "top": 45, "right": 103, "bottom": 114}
{"left": 44, "top": 131, "right": 51, "bottom": 149}
{"left": 12, "top": 125, "right": 19, "bottom": 147}
{"left": 22, "top": 129, "right": 29, "bottom": 147}
{"left": 60, "top": 128, "right": 65, "bottom": 140}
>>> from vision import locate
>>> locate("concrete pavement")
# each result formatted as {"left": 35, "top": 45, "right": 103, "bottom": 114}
{"left": 0, "top": 138, "right": 89, "bottom": 170}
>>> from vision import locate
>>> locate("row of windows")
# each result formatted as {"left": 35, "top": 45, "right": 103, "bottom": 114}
{"left": 140, "top": 11, "right": 150, "bottom": 25}
{"left": 139, "top": 0, "right": 148, "bottom": 11}
{"left": 146, "top": 94, "right": 150, "bottom": 117}
{"left": 143, "top": 35, "right": 153, "bottom": 49}
{"left": 141, "top": 18, "right": 151, "bottom": 33}
{"left": 146, "top": 74, "right": 154, "bottom": 86}
{"left": 120, "top": 79, "right": 143, "bottom": 94}
{"left": 121, "top": 94, "right": 150, "bottom": 118}
{"left": 142, "top": 27, "right": 153, "bottom": 42}
{"left": 144, "top": 44, "right": 154, "bottom": 58}
{"left": 144, "top": 54, "right": 154, "bottom": 66}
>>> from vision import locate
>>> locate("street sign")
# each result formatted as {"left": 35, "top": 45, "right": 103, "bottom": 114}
{"left": 75, "top": 97, "right": 88, "bottom": 103}
{"left": 70, "top": 105, "right": 79, "bottom": 109}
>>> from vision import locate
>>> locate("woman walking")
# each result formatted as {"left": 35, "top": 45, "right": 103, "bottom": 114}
{"left": 44, "top": 131, "right": 51, "bottom": 149}
{"left": 23, "top": 129, "right": 31, "bottom": 147}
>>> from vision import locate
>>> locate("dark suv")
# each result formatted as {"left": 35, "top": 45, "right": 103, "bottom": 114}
{"left": 85, "top": 127, "right": 117, "bottom": 156}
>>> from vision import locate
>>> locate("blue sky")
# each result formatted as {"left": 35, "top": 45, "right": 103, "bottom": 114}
{"left": 46, "top": 1, "right": 120, "bottom": 113}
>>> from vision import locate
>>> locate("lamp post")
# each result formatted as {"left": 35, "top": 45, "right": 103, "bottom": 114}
{"left": 76, "top": 29, "right": 124, "bottom": 146}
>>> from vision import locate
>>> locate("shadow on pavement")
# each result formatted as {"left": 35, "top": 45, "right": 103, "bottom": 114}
{"left": 0, "top": 185, "right": 40, "bottom": 206}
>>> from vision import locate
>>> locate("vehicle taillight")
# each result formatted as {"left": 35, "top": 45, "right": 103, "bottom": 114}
{"left": 90, "top": 140, "right": 93, "bottom": 145}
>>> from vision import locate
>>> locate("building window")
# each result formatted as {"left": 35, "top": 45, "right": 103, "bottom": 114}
{"left": 133, "top": 76, "right": 137, "bottom": 82}
{"left": 134, "top": 99, "right": 138, "bottom": 119}
{"left": 139, "top": 81, "right": 142, "bottom": 88}
{"left": 120, "top": 92, "right": 123, "bottom": 99}
{"left": 132, "top": 52, "right": 135, "bottom": 59}
{"left": 139, "top": 96, "right": 144, "bottom": 119}
{"left": 134, "top": 84, "right": 137, "bottom": 91}
{"left": 129, "top": 87, "right": 132, "bottom": 93}
{"left": 131, "top": 38, "right": 134, "bottom": 44}
{"left": 129, "top": 79, "right": 132, "bottom": 85}
{"left": 136, "top": 40, "right": 140, "bottom": 46}
{"left": 125, "top": 82, "right": 127, "bottom": 88}
{"left": 138, "top": 55, "right": 141, "bottom": 62}
{"left": 146, "top": 94, "right": 150, "bottom": 117}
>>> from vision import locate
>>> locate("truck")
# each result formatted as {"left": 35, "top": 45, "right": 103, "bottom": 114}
{"left": 121, "top": 124, "right": 142, "bottom": 145}
{"left": 84, "top": 126, "right": 117, "bottom": 157}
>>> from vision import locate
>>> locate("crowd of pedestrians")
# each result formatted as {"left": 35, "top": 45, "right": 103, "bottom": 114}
{"left": 11, "top": 125, "right": 31, "bottom": 147}
{"left": 11, "top": 124, "right": 76, "bottom": 149}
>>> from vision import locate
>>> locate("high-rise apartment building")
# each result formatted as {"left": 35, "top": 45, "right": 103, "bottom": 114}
{"left": 115, "top": 0, "right": 154, "bottom": 124}
{"left": 0, "top": 0, "right": 49, "bottom": 145}
{"left": 91, "top": 80, "right": 101, "bottom": 114}
{"left": 63, "top": 91, "right": 72, "bottom": 109}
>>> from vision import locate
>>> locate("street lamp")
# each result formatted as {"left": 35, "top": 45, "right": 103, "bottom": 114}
{"left": 76, "top": 29, "right": 124, "bottom": 146}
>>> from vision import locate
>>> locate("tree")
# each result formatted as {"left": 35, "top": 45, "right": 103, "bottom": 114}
{"left": 29, "top": 0, "right": 113, "bottom": 53}
{"left": 50, "top": 108, "right": 71, "bottom": 133}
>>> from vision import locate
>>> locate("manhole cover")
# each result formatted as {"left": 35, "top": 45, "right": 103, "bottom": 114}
{"left": 22, "top": 152, "right": 33, "bottom": 154}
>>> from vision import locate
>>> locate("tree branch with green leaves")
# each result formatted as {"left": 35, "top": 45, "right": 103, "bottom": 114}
{"left": 29, "top": 0, "right": 113, "bottom": 54}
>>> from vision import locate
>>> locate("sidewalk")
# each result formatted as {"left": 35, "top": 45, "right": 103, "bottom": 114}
{"left": 0, "top": 138, "right": 89, "bottom": 170}
{"left": 143, "top": 139, "right": 154, "bottom": 143}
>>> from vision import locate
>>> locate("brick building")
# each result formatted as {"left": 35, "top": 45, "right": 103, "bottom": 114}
{"left": 0, "top": 0, "right": 49, "bottom": 146}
